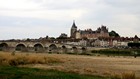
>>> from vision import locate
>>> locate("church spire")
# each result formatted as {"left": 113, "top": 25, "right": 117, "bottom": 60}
{"left": 70, "top": 20, "right": 77, "bottom": 38}
{"left": 72, "top": 20, "right": 77, "bottom": 28}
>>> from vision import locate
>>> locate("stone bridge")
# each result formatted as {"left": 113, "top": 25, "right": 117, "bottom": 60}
{"left": 0, "top": 41, "right": 87, "bottom": 53}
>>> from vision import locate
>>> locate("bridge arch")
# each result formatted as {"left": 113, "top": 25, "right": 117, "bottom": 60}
{"left": 62, "top": 45, "right": 67, "bottom": 49}
{"left": 81, "top": 47, "right": 86, "bottom": 50}
{"left": 61, "top": 45, "right": 67, "bottom": 53}
{"left": 72, "top": 46, "right": 77, "bottom": 50}
{"left": 49, "top": 44, "right": 58, "bottom": 53}
{"left": 49, "top": 44, "right": 57, "bottom": 50}
{"left": 15, "top": 44, "right": 26, "bottom": 51}
{"left": 72, "top": 46, "right": 78, "bottom": 53}
{"left": 81, "top": 47, "right": 86, "bottom": 53}
{"left": 0, "top": 43, "right": 8, "bottom": 51}
{"left": 34, "top": 43, "right": 44, "bottom": 52}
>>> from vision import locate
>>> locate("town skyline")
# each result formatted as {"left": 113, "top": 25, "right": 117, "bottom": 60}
{"left": 0, "top": 0, "right": 139, "bottom": 40}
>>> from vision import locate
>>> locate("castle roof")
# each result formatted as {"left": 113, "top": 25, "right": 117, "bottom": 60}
{"left": 71, "top": 20, "right": 77, "bottom": 28}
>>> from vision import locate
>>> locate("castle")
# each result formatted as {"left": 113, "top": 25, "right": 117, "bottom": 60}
{"left": 70, "top": 21, "right": 110, "bottom": 39}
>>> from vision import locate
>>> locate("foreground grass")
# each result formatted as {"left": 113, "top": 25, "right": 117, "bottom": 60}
{"left": 0, "top": 52, "right": 64, "bottom": 66}
{"left": 0, "top": 66, "right": 109, "bottom": 79}
{"left": 0, "top": 52, "right": 137, "bottom": 79}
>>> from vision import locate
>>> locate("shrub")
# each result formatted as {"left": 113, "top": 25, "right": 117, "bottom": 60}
{"left": 91, "top": 49, "right": 132, "bottom": 56}
{"left": 122, "top": 72, "right": 135, "bottom": 79}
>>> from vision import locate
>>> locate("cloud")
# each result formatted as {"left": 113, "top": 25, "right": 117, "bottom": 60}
{"left": 0, "top": 0, "right": 139, "bottom": 39}
{"left": 0, "top": 0, "right": 41, "bottom": 10}
{"left": 0, "top": 15, "right": 71, "bottom": 40}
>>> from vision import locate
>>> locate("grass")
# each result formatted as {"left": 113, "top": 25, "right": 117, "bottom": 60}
{"left": 0, "top": 52, "right": 64, "bottom": 66}
{"left": 0, "top": 51, "right": 138, "bottom": 79}
{"left": 91, "top": 49, "right": 140, "bottom": 56}
{"left": 110, "top": 72, "right": 136, "bottom": 79}
{"left": 122, "top": 72, "right": 135, "bottom": 79}
{"left": 0, "top": 66, "right": 109, "bottom": 79}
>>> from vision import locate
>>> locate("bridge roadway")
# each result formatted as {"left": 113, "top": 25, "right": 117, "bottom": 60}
{"left": 0, "top": 40, "right": 87, "bottom": 53}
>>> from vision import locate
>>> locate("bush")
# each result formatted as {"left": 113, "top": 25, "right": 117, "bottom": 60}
{"left": 128, "top": 42, "right": 140, "bottom": 48}
{"left": 122, "top": 72, "right": 135, "bottom": 79}
{"left": 91, "top": 49, "right": 133, "bottom": 56}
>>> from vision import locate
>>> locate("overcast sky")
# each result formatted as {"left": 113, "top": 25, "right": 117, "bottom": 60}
{"left": 0, "top": 0, "right": 140, "bottom": 40}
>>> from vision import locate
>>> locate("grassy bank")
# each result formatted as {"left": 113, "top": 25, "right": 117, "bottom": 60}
{"left": 0, "top": 52, "right": 64, "bottom": 66}
{"left": 91, "top": 49, "right": 140, "bottom": 56}
{"left": 0, "top": 66, "right": 108, "bottom": 79}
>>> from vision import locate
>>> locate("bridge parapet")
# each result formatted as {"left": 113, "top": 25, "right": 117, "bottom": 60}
{"left": 0, "top": 41, "right": 87, "bottom": 53}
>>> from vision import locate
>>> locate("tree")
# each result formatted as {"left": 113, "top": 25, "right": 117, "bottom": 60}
{"left": 56, "top": 37, "right": 67, "bottom": 39}
{"left": 45, "top": 35, "right": 49, "bottom": 39}
{"left": 128, "top": 42, "right": 140, "bottom": 48}
{"left": 109, "top": 30, "right": 120, "bottom": 37}
{"left": 50, "top": 37, "right": 55, "bottom": 40}
{"left": 57, "top": 33, "right": 68, "bottom": 39}
{"left": 26, "top": 38, "right": 31, "bottom": 41}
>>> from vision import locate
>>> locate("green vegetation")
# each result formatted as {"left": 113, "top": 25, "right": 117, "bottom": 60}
{"left": 128, "top": 42, "right": 140, "bottom": 48}
{"left": 109, "top": 30, "right": 120, "bottom": 37}
{"left": 0, "top": 51, "right": 138, "bottom": 79}
{"left": 0, "top": 66, "right": 108, "bottom": 79}
{"left": 91, "top": 49, "right": 140, "bottom": 56}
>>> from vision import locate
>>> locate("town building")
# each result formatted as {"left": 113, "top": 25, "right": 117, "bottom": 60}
{"left": 70, "top": 21, "right": 109, "bottom": 39}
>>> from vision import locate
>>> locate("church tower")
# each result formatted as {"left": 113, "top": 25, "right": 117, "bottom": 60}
{"left": 70, "top": 20, "right": 77, "bottom": 38}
